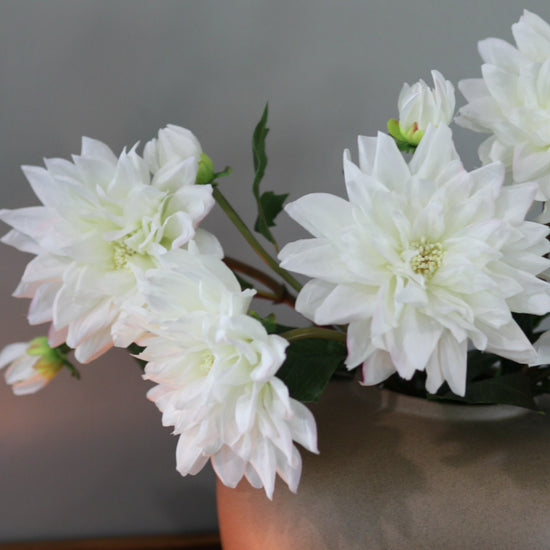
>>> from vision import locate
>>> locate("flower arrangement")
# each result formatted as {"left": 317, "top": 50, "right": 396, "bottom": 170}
{"left": 2, "top": 10, "right": 550, "bottom": 499}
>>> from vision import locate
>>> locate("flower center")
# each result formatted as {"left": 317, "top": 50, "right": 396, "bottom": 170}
{"left": 198, "top": 350, "right": 215, "bottom": 374}
{"left": 409, "top": 238, "right": 444, "bottom": 278}
{"left": 112, "top": 240, "right": 138, "bottom": 270}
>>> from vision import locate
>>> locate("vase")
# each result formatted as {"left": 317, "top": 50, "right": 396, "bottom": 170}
{"left": 217, "top": 379, "right": 550, "bottom": 549}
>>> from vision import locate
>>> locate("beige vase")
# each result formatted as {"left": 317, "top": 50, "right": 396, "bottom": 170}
{"left": 217, "top": 379, "right": 550, "bottom": 549}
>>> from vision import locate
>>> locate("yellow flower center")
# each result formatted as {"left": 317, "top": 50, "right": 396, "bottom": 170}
{"left": 112, "top": 240, "right": 138, "bottom": 270}
{"left": 410, "top": 238, "right": 444, "bottom": 278}
{"left": 198, "top": 350, "right": 215, "bottom": 374}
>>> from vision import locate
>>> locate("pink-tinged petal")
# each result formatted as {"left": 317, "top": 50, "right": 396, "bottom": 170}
{"left": 73, "top": 327, "right": 114, "bottom": 364}
{"left": 0, "top": 343, "right": 29, "bottom": 368}
{"left": 249, "top": 439, "right": 277, "bottom": 499}
{"left": 27, "top": 281, "right": 59, "bottom": 325}
{"left": 20, "top": 254, "right": 67, "bottom": 284}
{"left": 10, "top": 373, "right": 49, "bottom": 396}
{"left": 177, "top": 437, "right": 210, "bottom": 477}
{"left": 275, "top": 447, "right": 302, "bottom": 494}
{"left": 66, "top": 299, "right": 118, "bottom": 349}
{"left": 48, "top": 325, "right": 68, "bottom": 348}
{"left": 211, "top": 446, "right": 246, "bottom": 488}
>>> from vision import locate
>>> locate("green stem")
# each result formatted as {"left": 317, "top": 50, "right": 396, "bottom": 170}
{"left": 280, "top": 327, "right": 347, "bottom": 343}
{"left": 213, "top": 187, "right": 303, "bottom": 293}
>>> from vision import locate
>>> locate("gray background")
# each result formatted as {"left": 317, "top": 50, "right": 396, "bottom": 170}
{"left": 0, "top": 0, "right": 548, "bottom": 542}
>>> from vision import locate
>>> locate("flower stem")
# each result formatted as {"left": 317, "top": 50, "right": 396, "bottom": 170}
{"left": 224, "top": 256, "right": 296, "bottom": 307}
{"left": 213, "top": 187, "right": 303, "bottom": 293}
{"left": 280, "top": 327, "right": 347, "bottom": 343}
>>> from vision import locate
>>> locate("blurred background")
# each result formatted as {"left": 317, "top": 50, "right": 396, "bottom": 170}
{"left": 0, "top": 0, "right": 548, "bottom": 542}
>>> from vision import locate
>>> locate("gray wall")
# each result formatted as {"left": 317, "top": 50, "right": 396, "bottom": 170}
{"left": 0, "top": 0, "right": 548, "bottom": 542}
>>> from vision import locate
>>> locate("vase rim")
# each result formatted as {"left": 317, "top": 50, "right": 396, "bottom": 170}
{"left": 366, "top": 384, "right": 532, "bottom": 422}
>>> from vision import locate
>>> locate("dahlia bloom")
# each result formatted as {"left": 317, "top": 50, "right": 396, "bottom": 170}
{"left": 133, "top": 250, "right": 318, "bottom": 498}
{"left": 0, "top": 129, "right": 217, "bottom": 363}
{"left": 0, "top": 337, "right": 65, "bottom": 395}
{"left": 279, "top": 125, "right": 550, "bottom": 396}
{"left": 456, "top": 10, "right": 550, "bottom": 220}
{"left": 388, "top": 70, "right": 455, "bottom": 149}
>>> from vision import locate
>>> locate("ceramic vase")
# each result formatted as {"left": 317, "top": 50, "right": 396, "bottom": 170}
{"left": 217, "top": 379, "right": 550, "bottom": 549}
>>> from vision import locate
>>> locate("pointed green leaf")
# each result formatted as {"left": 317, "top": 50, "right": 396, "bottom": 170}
{"left": 250, "top": 104, "right": 281, "bottom": 244}
{"left": 276, "top": 339, "right": 347, "bottom": 402}
{"left": 254, "top": 190, "right": 289, "bottom": 235}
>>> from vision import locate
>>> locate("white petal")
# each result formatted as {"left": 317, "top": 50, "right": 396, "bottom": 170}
{"left": 284, "top": 193, "right": 353, "bottom": 239}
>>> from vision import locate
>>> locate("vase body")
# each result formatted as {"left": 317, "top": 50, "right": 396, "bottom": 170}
{"left": 217, "top": 380, "right": 550, "bottom": 549}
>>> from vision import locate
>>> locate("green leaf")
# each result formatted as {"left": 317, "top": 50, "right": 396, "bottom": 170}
{"left": 254, "top": 190, "right": 289, "bottom": 234}
{"left": 465, "top": 349, "right": 501, "bottom": 381}
{"left": 276, "top": 339, "right": 347, "bottom": 402}
{"left": 435, "top": 372, "right": 539, "bottom": 411}
{"left": 251, "top": 104, "right": 281, "bottom": 244}
{"left": 249, "top": 312, "right": 295, "bottom": 335}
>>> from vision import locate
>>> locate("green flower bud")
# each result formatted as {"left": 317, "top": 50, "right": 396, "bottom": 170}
{"left": 196, "top": 153, "right": 215, "bottom": 185}
{"left": 387, "top": 119, "right": 424, "bottom": 153}
{"left": 26, "top": 337, "right": 65, "bottom": 379}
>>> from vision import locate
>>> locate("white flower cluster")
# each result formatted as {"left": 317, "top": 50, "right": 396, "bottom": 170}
{"left": 2, "top": 10, "right": 550, "bottom": 499}
{"left": 279, "top": 11, "right": 550, "bottom": 396}
{"left": 456, "top": 10, "right": 550, "bottom": 221}
{"left": 0, "top": 125, "right": 317, "bottom": 497}
{"left": 279, "top": 126, "right": 550, "bottom": 396}
{"left": 0, "top": 125, "right": 218, "bottom": 363}
{"left": 132, "top": 251, "right": 317, "bottom": 498}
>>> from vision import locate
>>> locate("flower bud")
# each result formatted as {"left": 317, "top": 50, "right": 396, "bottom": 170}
{"left": 196, "top": 153, "right": 215, "bottom": 185}
{"left": 389, "top": 70, "right": 455, "bottom": 151}
{"left": 0, "top": 337, "right": 66, "bottom": 395}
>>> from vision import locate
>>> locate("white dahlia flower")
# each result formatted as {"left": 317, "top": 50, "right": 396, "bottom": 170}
{"left": 456, "top": 10, "right": 550, "bottom": 220}
{"left": 0, "top": 337, "right": 65, "bottom": 395}
{"left": 0, "top": 133, "right": 217, "bottom": 363}
{"left": 279, "top": 125, "right": 550, "bottom": 396}
{"left": 134, "top": 250, "right": 318, "bottom": 498}
{"left": 389, "top": 70, "right": 455, "bottom": 148}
